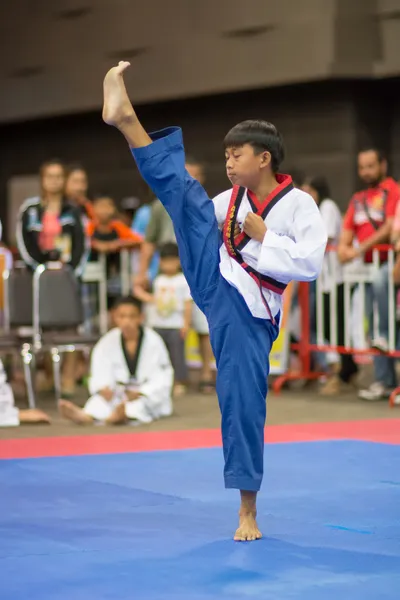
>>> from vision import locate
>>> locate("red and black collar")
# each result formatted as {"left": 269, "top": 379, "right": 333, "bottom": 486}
{"left": 234, "top": 174, "right": 293, "bottom": 250}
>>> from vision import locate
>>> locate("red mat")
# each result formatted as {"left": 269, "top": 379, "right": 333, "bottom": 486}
{"left": 0, "top": 419, "right": 399, "bottom": 460}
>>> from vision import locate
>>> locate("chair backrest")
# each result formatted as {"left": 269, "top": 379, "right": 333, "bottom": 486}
{"left": 3, "top": 268, "right": 33, "bottom": 328}
{"left": 34, "top": 265, "right": 83, "bottom": 330}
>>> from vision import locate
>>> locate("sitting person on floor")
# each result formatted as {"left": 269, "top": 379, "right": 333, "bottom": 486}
{"left": 59, "top": 295, "right": 174, "bottom": 425}
{"left": 0, "top": 358, "right": 50, "bottom": 426}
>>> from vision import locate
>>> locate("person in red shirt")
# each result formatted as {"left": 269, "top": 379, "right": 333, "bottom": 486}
{"left": 338, "top": 148, "right": 399, "bottom": 401}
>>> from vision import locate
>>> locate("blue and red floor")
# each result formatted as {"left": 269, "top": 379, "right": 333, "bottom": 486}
{"left": 0, "top": 419, "right": 399, "bottom": 599}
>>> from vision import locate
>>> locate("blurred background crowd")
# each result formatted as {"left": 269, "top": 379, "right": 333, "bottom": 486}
{"left": 2, "top": 0, "right": 400, "bottom": 425}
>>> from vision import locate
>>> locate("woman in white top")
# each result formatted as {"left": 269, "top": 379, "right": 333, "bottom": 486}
{"left": 302, "top": 176, "right": 358, "bottom": 394}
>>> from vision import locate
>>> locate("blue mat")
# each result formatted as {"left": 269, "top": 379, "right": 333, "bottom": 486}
{"left": 0, "top": 441, "right": 399, "bottom": 600}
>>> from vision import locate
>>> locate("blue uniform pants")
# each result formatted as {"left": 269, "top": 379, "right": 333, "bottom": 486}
{"left": 132, "top": 128, "right": 279, "bottom": 491}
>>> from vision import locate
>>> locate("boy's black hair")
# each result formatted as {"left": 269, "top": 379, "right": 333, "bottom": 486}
{"left": 306, "top": 175, "right": 331, "bottom": 202}
{"left": 358, "top": 147, "right": 386, "bottom": 163}
{"left": 159, "top": 242, "right": 180, "bottom": 259}
{"left": 223, "top": 120, "right": 285, "bottom": 172}
{"left": 112, "top": 295, "right": 143, "bottom": 312}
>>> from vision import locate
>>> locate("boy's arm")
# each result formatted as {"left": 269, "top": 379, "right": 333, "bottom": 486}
{"left": 181, "top": 299, "right": 193, "bottom": 338}
{"left": 114, "top": 222, "right": 143, "bottom": 247}
{"left": 133, "top": 283, "right": 154, "bottom": 303}
{"left": 256, "top": 195, "right": 327, "bottom": 283}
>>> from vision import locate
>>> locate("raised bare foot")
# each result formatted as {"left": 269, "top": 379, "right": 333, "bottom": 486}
{"left": 106, "top": 402, "right": 127, "bottom": 425}
{"left": 103, "top": 61, "right": 135, "bottom": 128}
{"left": 234, "top": 511, "right": 262, "bottom": 542}
{"left": 59, "top": 399, "right": 93, "bottom": 424}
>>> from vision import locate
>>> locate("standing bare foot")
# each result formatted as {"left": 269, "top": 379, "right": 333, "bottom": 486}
{"left": 59, "top": 399, "right": 93, "bottom": 424}
{"left": 234, "top": 490, "right": 262, "bottom": 542}
{"left": 234, "top": 511, "right": 262, "bottom": 542}
{"left": 102, "top": 61, "right": 135, "bottom": 128}
{"left": 106, "top": 402, "right": 127, "bottom": 425}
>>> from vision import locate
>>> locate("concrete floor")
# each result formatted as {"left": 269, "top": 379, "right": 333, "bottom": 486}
{"left": 2, "top": 377, "right": 398, "bottom": 440}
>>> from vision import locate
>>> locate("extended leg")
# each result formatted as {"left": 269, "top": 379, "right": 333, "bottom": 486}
{"left": 103, "top": 62, "right": 220, "bottom": 311}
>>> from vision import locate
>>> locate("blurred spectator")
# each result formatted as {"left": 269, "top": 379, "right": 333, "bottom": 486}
{"left": 88, "top": 195, "right": 142, "bottom": 253}
{"left": 119, "top": 196, "right": 141, "bottom": 227}
{"left": 288, "top": 168, "right": 305, "bottom": 189}
{"left": 65, "top": 163, "right": 95, "bottom": 221}
{"left": 338, "top": 148, "right": 399, "bottom": 401}
{"left": 134, "top": 157, "right": 215, "bottom": 393}
{"left": 59, "top": 296, "right": 173, "bottom": 425}
{"left": 0, "top": 358, "right": 51, "bottom": 426}
{"left": 17, "top": 159, "right": 88, "bottom": 275}
{"left": 392, "top": 201, "right": 400, "bottom": 284}
{"left": 135, "top": 242, "right": 192, "bottom": 396}
{"left": 131, "top": 197, "right": 159, "bottom": 282}
{"left": 87, "top": 195, "right": 142, "bottom": 309}
{"left": 16, "top": 159, "right": 89, "bottom": 396}
{"left": 302, "top": 176, "right": 358, "bottom": 393}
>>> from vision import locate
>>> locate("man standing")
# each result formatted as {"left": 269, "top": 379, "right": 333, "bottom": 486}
{"left": 135, "top": 157, "right": 214, "bottom": 393}
{"left": 338, "top": 148, "right": 399, "bottom": 401}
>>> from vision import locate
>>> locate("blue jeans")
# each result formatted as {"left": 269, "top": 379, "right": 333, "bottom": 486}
{"left": 368, "top": 263, "right": 397, "bottom": 388}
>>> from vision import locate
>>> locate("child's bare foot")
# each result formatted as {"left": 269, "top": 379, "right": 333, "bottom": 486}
{"left": 106, "top": 402, "right": 127, "bottom": 425}
{"left": 59, "top": 399, "right": 93, "bottom": 424}
{"left": 234, "top": 511, "right": 262, "bottom": 542}
{"left": 19, "top": 409, "right": 51, "bottom": 424}
{"left": 103, "top": 61, "right": 135, "bottom": 128}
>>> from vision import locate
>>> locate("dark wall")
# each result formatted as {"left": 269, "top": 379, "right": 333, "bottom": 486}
{"left": 1, "top": 78, "right": 399, "bottom": 243}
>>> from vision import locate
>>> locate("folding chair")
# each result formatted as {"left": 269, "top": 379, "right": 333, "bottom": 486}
{"left": 1, "top": 267, "right": 35, "bottom": 408}
{"left": 32, "top": 263, "right": 99, "bottom": 400}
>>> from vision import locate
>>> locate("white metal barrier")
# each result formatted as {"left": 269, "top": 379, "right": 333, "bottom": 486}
{"left": 81, "top": 249, "right": 134, "bottom": 334}
{"left": 314, "top": 246, "right": 397, "bottom": 356}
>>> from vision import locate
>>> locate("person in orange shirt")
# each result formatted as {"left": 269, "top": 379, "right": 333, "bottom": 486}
{"left": 87, "top": 195, "right": 143, "bottom": 308}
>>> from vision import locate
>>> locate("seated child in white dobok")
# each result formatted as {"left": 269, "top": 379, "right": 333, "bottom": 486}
{"left": 0, "top": 358, "right": 51, "bottom": 426}
{"left": 59, "top": 296, "right": 174, "bottom": 425}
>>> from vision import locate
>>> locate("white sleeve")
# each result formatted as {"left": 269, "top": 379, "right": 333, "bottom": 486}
{"left": 212, "top": 189, "right": 232, "bottom": 227}
{"left": 319, "top": 200, "right": 341, "bottom": 241}
{"left": 139, "top": 336, "right": 174, "bottom": 404}
{"left": 257, "top": 194, "right": 327, "bottom": 283}
{"left": 88, "top": 337, "right": 116, "bottom": 394}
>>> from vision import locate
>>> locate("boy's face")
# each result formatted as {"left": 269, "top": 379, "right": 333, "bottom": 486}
{"left": 94, "top": 198, "right": 116, "bottom": 223}
{"left": 225, "top": 144, "right": 271, "bottom": 189}
{"left": 114, "top": 304, "right": 143, "bottom": 338}
{"left": 66, "top": 170, "right": 88, "bottom": 199}
{"left": 159, "top": 256, "right": 180, "bottom": 276}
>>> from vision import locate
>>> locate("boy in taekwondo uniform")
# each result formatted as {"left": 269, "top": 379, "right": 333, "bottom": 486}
{"left": 103, "top": 62, "right": 327, "bottom": 542}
